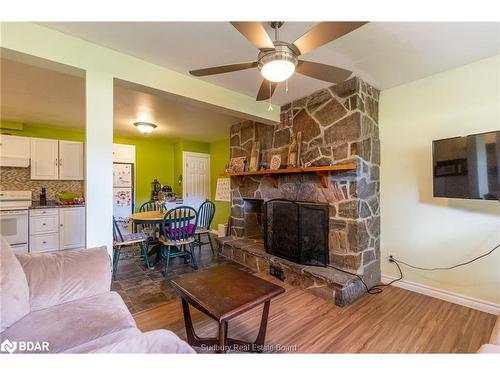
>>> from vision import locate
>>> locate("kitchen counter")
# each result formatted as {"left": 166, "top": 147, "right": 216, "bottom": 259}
{"left": 30, "top": 200, "right": 86, "bottom": 209}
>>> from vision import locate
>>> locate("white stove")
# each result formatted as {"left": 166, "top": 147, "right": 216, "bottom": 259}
{"left": 0, "top": 191, "right": 32, "bottom": 253}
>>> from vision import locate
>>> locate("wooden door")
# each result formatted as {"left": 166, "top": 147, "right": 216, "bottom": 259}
{"left": 59, "top": 207, "right": 86, "bottom": 250}
{"left": 30, "top": 138, "right": 59, "bottom": 180}
{"left": 59, "top": 141, "right": 84, "bottom": 180}
{"left": 183, "top": 152, "right": 210, "bottom": 200}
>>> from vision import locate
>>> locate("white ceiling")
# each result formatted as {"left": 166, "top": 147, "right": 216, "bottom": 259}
{"left": 0, "top": 57, "right": 86, "bottom": 128}
{"left": 40, "top": 22, "right": 500, "bottom": 105}
{"left": 1, "top": 58, "right": 243, "bottom": 142}
{"left": 113, "top": 80, "right": 242, "bottom": 141}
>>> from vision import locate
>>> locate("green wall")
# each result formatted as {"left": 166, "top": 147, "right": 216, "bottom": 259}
{"left": 1, "top": 122, "right": 85, "bottom": 141}
{"left": 2, "top": 121, "right": 230, "bottom": 229}
{"left": 209, "top": 138, "right": 231, "bottom": 229}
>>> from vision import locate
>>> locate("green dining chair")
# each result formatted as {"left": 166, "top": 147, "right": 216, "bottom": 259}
{"left": 159, "top": 206, "right": 198, "bottom": 276}
{"left": 138, "top": 200, "right": 165, "bottom": 238}
{"left": 193, "top": 200, "right": 216, "bottom": 255}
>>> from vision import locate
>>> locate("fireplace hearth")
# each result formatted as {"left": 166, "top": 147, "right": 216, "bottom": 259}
{"left": 264, "top": 199, "right": 329, "bottom": 267}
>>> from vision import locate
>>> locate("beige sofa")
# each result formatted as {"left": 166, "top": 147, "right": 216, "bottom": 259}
{"left": 478, "top": 314, "right": 500, "bottom": 354}
{"left": 0, "top": 236, "right": 194, "bottom": 354}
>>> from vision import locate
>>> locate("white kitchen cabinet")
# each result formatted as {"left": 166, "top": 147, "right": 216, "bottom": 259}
{"left": 30, "top": 209, "right": 59, "bottom": 235}
{"left": 113, "top": 143, "right": 135, "bottom": 163}
{"left": 31, "top": 138, "right": 84, "bottom": 180}
{"left": 0, "top": 134, "right": 30, "bottom": 167}
{"left": 29, "top": 207, "right": 86, "bottom": 252}
{"left": 29, "top": 208, "right": 59, "bottom": 253}
{"left": 30, "top": 138, "right": 59, "bottom": 180}
{"left": 59, "top": 206, "right": 86, "bottom": 250}
{"left": 59, "top": 140, "right": 84, "bottom": 180}
{"left": 30, "top": 232, "right": 59, "bottom": 253}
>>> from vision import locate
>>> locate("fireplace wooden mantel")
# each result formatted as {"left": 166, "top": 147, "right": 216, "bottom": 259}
{"left": 222, "top": 164, "right": 357, "bottom": 188}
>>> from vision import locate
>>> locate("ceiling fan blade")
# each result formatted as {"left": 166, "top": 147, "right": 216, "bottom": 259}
{"left": 256, "top": 80, "right": 278, "bottom": 101}
{"left": 296, "top": 60, "right": 352, "bottom": 83}
{"left": 189, "top": 61, "right": 258, "bottom": 77}
{"left": 292, "top": 22, "right": 367, "bottom": 55}
{"left": 230, "top": 22, "right": 275, "bottom": 50}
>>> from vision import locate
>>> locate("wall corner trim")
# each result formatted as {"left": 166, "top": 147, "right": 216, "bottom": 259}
{"left": 381, "top": 275, "right": 500, "bottom": 315}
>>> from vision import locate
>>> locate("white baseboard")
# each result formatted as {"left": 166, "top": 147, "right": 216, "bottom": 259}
{"left": 382, "top": 275, "right": 500, "bottom": 315}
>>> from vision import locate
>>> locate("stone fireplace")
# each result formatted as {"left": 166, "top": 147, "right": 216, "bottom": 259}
{"left": 218, "top": 77, "right": 380, "bottom": 306}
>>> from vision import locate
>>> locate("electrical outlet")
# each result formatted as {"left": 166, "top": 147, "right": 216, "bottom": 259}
{"left": 388, "top": 254, "right": 395, "bottom": 262}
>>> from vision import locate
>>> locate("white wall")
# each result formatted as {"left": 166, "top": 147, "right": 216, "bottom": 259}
{"left": 379, "top": 55, "right": 500, "bottom": 305}
{"left": 85, "top": 72, "right": 113, "bottom": 252}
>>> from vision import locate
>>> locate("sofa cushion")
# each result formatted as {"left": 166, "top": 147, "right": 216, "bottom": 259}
{"left": 0, "top": 236, "right": 30, "bottom": 332}
{"left": 16, "top": 246, "right": 111, "bottom": 311}
{"left": 91, "top": 329, "right": 195, "bottom": 353}
{"left": 477, "top": 344, "right": 500, "bottom": 354}
{"left": 0, "top": 291, "right": 136, "bottom": 353}
{"left": 64, "top": 327, "right": 141, "bottom": 353}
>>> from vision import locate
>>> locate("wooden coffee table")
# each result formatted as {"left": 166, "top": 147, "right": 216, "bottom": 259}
{"left": 170, "top": 264, "right": 285, "bottom": 353}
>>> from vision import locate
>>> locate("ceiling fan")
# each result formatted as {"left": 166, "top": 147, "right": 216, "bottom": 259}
{"left": 189, "top": 21, "right": 367, "bottom": 101}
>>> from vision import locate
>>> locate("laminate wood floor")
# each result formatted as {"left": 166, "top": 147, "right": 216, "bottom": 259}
{"left": 133, "top": 269, "right": 496, "bottom": 353}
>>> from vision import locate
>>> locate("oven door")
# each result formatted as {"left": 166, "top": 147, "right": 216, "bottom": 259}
{"left": 0, "top": 209, "right": 28, "bottom": 246}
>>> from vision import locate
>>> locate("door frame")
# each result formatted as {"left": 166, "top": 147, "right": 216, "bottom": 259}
{"left": 182, "top": 151, "right": 211, "bottom": 199}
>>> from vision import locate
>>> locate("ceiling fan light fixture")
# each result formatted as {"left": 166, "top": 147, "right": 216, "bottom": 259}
{"left": 258, "top": 43, "right": 298, "bottom": 83}
{"left": 133, "top": 122, "right": 157, "bottom": 134}
{"left": 261, "top": 60, "right": 296, "bottom": 83}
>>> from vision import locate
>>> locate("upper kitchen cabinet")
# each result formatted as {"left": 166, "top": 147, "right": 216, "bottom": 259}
{"left": 30, "top": 138, "right": 59, "bottom": 180}
{"left": 0, "top": 134, "right": 31, "bottom": 167}
{"left": 59, "top": 140, "right": 84, "bottom": 180}
{"left": 113, "top": 143, "right": 135, "bottom": 164}
{"left": 31, "top": 138, "right": 84, "bottom": 180}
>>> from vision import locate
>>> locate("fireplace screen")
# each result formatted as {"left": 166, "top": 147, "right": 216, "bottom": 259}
{"left": 264, "top": 199, "right": 329, "bottom": 267}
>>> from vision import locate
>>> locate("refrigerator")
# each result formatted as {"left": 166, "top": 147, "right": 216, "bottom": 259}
{"left": 113, "top": 163, "right": 134, "bottom": 235}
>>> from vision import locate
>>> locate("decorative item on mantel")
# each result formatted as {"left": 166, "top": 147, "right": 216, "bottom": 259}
{"left": 249, "top": 141, "right": 260, "bottom": 172}
{"left": 229, "top": 156, "right": 246, "bottom": 173}
{"left": 287, "top": 132, "right": 302, "bottom": 168}
{"left": 269, "top": 154, "right": 281, "bottom": 170}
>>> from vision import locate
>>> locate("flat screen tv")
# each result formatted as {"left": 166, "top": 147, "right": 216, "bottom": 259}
{"left": 433, "top": 130, "right": 500, "bottom": 200}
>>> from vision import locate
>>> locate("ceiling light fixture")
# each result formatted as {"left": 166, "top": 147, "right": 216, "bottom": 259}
{"left": 133, "top": 122, "right": 157, "bottom": 134}
{"left": 258, "top": 43, "right": 298, "bottom": 83}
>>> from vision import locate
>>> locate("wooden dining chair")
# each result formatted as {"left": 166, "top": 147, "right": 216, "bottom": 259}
{"left": 112, "top": 217, "right": 151, "bottom": 278}
{"left": 194, "top": 200, "right": 216, "bottom": 255}
{"left": 139, "top": 200, "right": 165, "bottom": 212}
{"left": 159, "top": 206, "right": 198, "bottom": 276}
{"left": 138, "top": 200, "right": 165, "bottom": 238}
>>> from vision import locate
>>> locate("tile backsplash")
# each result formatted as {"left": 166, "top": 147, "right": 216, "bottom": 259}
{"left": 0, "top": 167, "right": 84, "bottom": 200}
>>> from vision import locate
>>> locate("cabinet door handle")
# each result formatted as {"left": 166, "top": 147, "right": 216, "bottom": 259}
{"left": 60, "top": 224, "right": 63, "bottom": 227}
{"left": 42, "top": 241, "right": 47, "bottom": 244}
{"left": 55, "top": 158, "right": 58, "bottom": 166}
{"left": 42, "top": 223, "right": 46, "bottom": 226}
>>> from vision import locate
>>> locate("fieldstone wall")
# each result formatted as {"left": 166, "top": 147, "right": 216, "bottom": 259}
{"left": 229, "top": 77, "right": 380, "bottom": 287}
